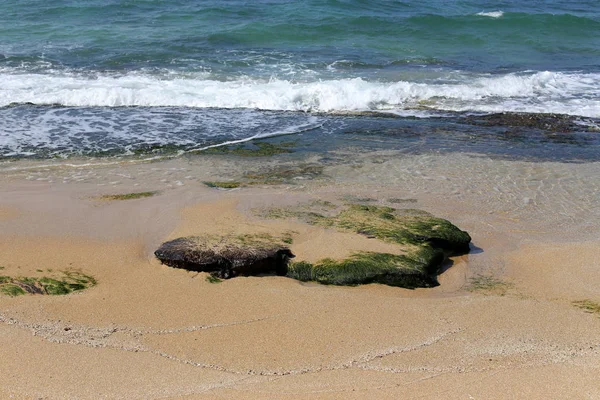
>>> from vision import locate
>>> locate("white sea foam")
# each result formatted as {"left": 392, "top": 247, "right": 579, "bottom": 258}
{"left": 1, "top": 70, "right": 600, "bottom": 117}
{"left": 476, "top": 11, "right": 504, "bottom": 18}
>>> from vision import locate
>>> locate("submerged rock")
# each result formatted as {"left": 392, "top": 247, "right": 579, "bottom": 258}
{"left": 462, "top": 112, "right": 590, "bottom": 132}
{"left": 154, "top": 234, "right": 295, "bottom": 278}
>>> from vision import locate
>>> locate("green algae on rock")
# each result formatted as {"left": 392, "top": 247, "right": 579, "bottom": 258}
{"left": 0, "top": 271, "right": 97, "bottom": 297}
{"left": 263, "top": 202, "right": 471, "bottom": 288}
{"left": 264, "top": 203, "right": 471, "bottom": 255}
{"left": 203, "top": 181, "right": 241, "bottom": 189}
{"left": 243, "top": 164, "right": 324, "bottom": 185}
{"left": 288, "top": 248, "right": 445, "bottom": 288}
{"left": 573, "top": 300, "right": 600, "bottom": 316}
{"left": 198, "top": 141, "right": 295, "bottom": 157}
{"left": 155, "top": 233, "right": 295, "bottom": 279}
{"left": 100, "top": 191, "right": 158, "bottom": 201}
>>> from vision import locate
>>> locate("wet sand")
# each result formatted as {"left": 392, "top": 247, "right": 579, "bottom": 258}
{"left": 0, "top": 150, "right": 599, "bottom": 399}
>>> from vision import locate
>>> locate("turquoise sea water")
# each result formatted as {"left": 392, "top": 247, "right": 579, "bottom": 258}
{"left": 0, "top": 0, "right": 599, "bottom": 157}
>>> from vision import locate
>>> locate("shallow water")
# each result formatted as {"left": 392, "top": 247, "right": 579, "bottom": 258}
{"left": 1, "top": 1, "right": 600, "bottom": 157}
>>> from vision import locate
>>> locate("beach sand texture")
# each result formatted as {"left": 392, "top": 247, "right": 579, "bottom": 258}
{"left": 0, "top": 151, "right": 599, "bottom": 399}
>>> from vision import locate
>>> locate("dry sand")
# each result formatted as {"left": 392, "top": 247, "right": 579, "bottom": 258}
{"left": 0, "top": 154, "right": 599, "bottom": 399}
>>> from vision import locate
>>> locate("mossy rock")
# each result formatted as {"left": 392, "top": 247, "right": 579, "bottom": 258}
{"left": 265, "top": 203, "right": 471, "bottom": 256}
{"left": 329, "top": 205, "right": 471, "bottom": 254}
{"left": 288, "top": 248, "right": 444, "bottom": 288}
{"left": 462, "top": 112, "right": 586, "bottom": 133}
{"left": 264, "top": 203, "right": 471, "bottom": 289}
{"left": 155, "top": 234, "right": 295, "bottom": 279}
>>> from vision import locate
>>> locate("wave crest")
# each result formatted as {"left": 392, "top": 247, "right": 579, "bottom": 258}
{"left": 1, "top": 70, "right": 599, "bottom": 117}
{"left": 476, "top": 11, "right": 504, "bottom": 18}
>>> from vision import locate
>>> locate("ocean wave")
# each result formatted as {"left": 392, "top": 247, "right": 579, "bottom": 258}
{"left": 1, "top": 70, "right": 599, "bottom": 117}
{"left": 476, "top": 11, "right": 504, "bottom": 18}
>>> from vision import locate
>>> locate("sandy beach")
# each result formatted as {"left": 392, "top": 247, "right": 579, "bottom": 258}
{"left": 0, "top": 148, "right": 598, "bottom": 399}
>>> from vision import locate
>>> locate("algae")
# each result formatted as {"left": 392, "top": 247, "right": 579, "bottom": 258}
{"left": 262, "top": 203, "right": 471, "bottom": 254}
{"left": 268, "top": 202, "right": 471, "bottom": 288}
{"left": 199, "top": 141, "right": 295, "bottom": 157}
{"left": 341, "top": 195, "right": 377, "bottom": 203}
{"left": 203, "top": 181, "right": 241, "bottom": 189}
{"left": 288, "top": 248, "right": 443, "bottom": 288}
{"left": 244, "top": 164, "right": 324, "bottom": 185}
{"left": 100, "top": 191, "right": 158, "bottom": 201}
{"left": 467, "top": 275, "right": 513, "bottom": 296}
{"left": 573, "top": 300, "right": 600, "bottom": 316}
{"left": 1, "top": 284, "right": 26, "bottom": 297}
{"left": 205, "top": 275, "right": 222, "bottom": 284}
{"left": 0, "top": 270, "right": 97, "bottom": 296}
{"left": 388, "top": 198, "right": 418, "bottom": 204}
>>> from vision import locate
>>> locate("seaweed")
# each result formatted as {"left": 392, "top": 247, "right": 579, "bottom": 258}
{"left": 263, "top": 203, "right": 471, "bottom": 255}
{"left": 573, "top": 300, "right": 600, "bottom": 316}
{"left": 203, "top": 181, "right": 241, "bottom": 189}
{"left": 0, "top": 270, "right": 97, "bottom": 296}
{"left": 1, "top": 284, "right": 26, "bottom": 297}
{"left": 244, "top": 164, "right": 324, "bottom": 185}
{"left": 199, "top": 141, "right": 295, "bottom": 157}
{"left": 467, "top": 275, "right": 513, "bottom": 296}
{"left": 100, "top": 191, "right": 158, "bottom": 201}
{"left": 287, "top": 248, "right": 442, "bottom": 288}
{"left": 205, "top": 275, "right": 222, "bottom": 284}
{"left": 265, "top": 202, "right": 471, "bottom": 289}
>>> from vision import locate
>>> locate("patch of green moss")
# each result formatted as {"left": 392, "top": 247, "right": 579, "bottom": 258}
{"left": 0, "top": 266, "right": 5, "bottom": 270}
{"left": 261, "top": 202, "right": 472, "bottom": 289}
{"left": 1, "top": 284, "right": 26, "bottom": 297}
{"left": 288, "top": 248, "right": 442, "bottom": 288}
{"left": 199, "top": 141, "right": 295, "bottom": 157}
{"left": 0, "top": 270, "right": 96, "bottom": 296}
{"left": 276, "top": 204, "right": 471, "bottom": 254}
{"left": 287, "top": 261, "right": 314, "bottom": 282}
{"left": 100, "top": 191, "right": 158, "bottom": 201}
{"left": 203, "top": 181, "right": 241, "bottom": 189}
{"left": 197, "top": 233, "right": 294, "bottom": 250}
{"left": 308, "top": 200, "right": 337, "bottom": 209}
{"left": 342, "top": 195, "right": 376, "bottom": 203}
{"left": 244, "top": 164, "right": 324, "bottom": 185}
{"left": 388, "top": 198, "right": 418, "bottom": 204}
{"left": 206, "top": 275, "right": 222, "bottom": 284}
{"left": 467, "top": 275, "right": 512, "bottom": 296}
{"left": 573, "top": 300, "right": 600, "bottom": 315}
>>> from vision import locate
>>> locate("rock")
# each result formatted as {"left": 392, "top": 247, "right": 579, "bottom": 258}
{"left": 287, "top": 248, "right": 446, "bottom": 289}
{"left": 263, "top": 203, "right": 472, "bottom": 289}
{"left": 462, "top": 112, "right": 588, "bottom": 132}
{"left": 154, "top": 234, "right": 295, "bottom": 279}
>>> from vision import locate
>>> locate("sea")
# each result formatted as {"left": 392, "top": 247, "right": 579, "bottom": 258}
{"left": 0, "top": 0, "right": 599, "bottom": 160}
